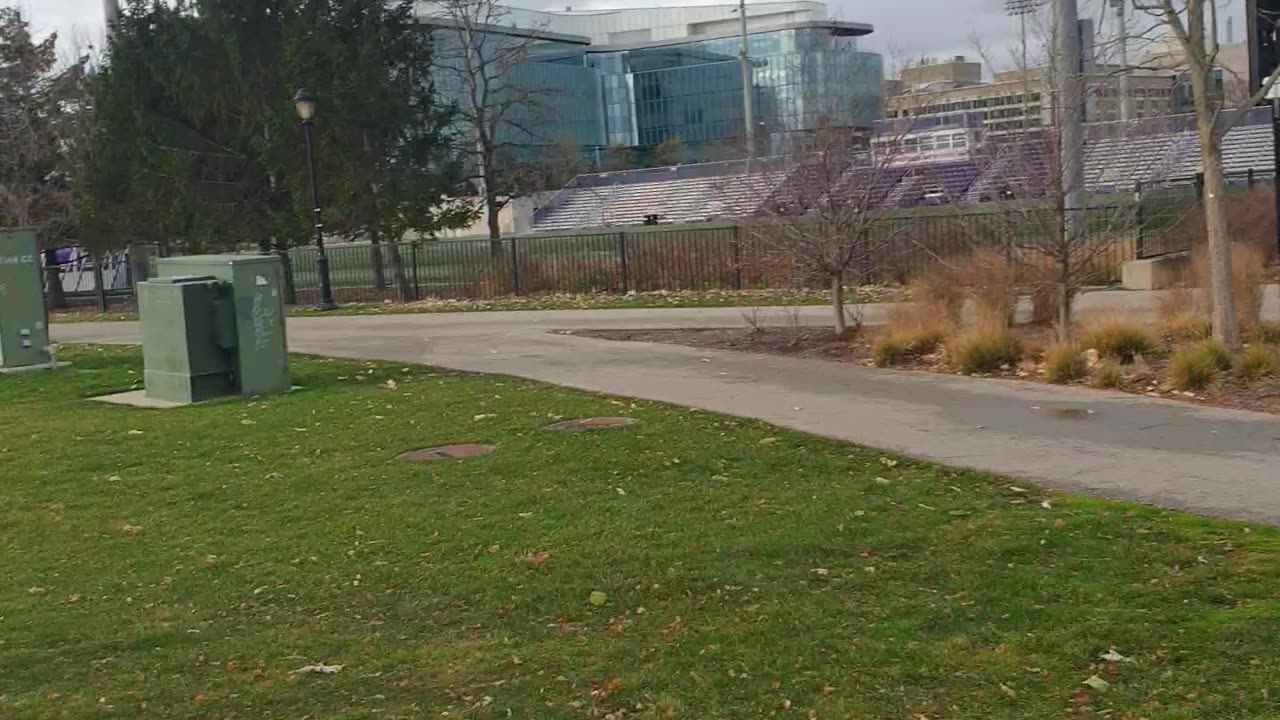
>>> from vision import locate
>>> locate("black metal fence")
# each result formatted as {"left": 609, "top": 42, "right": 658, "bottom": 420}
{"left": 278, "top": 205, "right": 1168, "bottom": 304}
{"left": 61, "top": 200, "right": 1212, "bottom": 309}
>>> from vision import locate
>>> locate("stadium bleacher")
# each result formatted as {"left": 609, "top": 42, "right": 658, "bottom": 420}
{"left": 528, "top": 109, "right": 1277, "bottom": 232}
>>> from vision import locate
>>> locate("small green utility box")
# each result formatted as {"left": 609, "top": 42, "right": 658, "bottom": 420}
{"left": 0, "top": 229, "right": 53, "bottom": 371}
{"left": 138, "top": 255, "right": 290, "bottom": 404}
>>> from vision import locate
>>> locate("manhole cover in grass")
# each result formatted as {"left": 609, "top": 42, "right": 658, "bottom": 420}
{"left": 398, "top": 444, "right": 496, "bottom": 461}
{"left": 543, "top": 417, "right": 638, "bottom": 432}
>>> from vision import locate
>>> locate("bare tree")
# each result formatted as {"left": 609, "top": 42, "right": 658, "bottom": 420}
{"left": 1132, "top": 0, "right": 1280, "bottom": 348}
{"left": 427, "top": 0, "right": 558, "bottom": 248}
{"left": 751, "top": 121, "right": 912, "bottom": 336}
{"left": 0, "top": 8, "right": 88, "bottom": 309}
{"left": 962, "top": 25, "right": 1169, "bottom": 343}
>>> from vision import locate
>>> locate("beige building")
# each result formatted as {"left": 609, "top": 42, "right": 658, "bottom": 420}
{"left": 886, "top": 64, "right": 1179, "bottom": 135}
{"left": 898, "top": 56, "right": 983, "bottom": 91}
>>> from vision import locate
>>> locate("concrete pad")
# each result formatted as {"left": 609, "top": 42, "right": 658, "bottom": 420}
{"left": 0, "top": 362, "right": 70, "bottom": 375}
{"left": 90, "top": 390, "right": 186, "bottom": 409}
{"left": 1121, "top": 252, "right": 1189, "bottom": 290}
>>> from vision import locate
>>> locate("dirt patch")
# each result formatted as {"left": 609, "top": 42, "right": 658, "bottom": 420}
{"left": 580, "top": 326, "right": 1280, "bottom": 416}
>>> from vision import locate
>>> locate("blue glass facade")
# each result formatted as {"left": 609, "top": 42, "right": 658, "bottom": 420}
{"left": 431, "top": 24, "right": 883, "bottom": 162}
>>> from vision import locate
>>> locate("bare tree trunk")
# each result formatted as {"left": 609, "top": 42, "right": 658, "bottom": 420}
{"left": 831, "top": 270, "right": 847, "bottom": 336}
{"left": 486, "top": 189, "right": 503, "bottom": 257}
{"left": 1057, "top": 281, "right": 1072, "bottom": 344}
{"left": 387, "top": 242, "right": 413, "bottom": 301}
{"left": 369, "top": 228, "right": 387, "bottom": 291}
{"left": 42, "top": 249, "right": 68, "bottom": 310}
{"left": 1198, "top": 130, "right": 1240, "bottom": 348}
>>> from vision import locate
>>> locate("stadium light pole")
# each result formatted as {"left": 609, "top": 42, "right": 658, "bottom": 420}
{"left": 1005, "top": 0, "right": 1040, "bottom": 131}
{"left": 294, "top": 89, "right": 338, "bottom": 312}
{"left": 733, "top": 0, "right": 755, "bottom": 172}
{"left": 1056, "top": 0, "right": 1086, "bottom": 234}
{"left": 1109, "top": 0, "right": 1132, "bottom": 121}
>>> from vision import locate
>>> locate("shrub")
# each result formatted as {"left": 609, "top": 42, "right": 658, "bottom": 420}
{"left": 910, "top": 264, "right": 965, "bottom": 324}
{"left": 1238, "top": 344, "right": 1280, "bottom": 381}
{"left": 874, "top": 305, "right": 952, "bottom": 366}
{"left": 1251, "top": 322, "right": 1280, "bottom": 345}
{"left": 1160, "top": 310, "right": 1212, "bottom": 343}
{"left": 1168, "top": 345, "right": 1220, "bottom": 391}
{"left": 1193, "top": 339, "right": 1233, "bottom": 371}
{"left": 1078, "top": 315, "right": 1156, "bottom": 363}
{"left": 871, "top": 336, "right": 908, "bottom": 367}
{"left": 1090, "top": 358, "right": 1123, "bottom": 389}
{"left": 1030, "top": 282, "right": 1060, "bottom": 327}
{"left": 949, "top": 326, "right": 1022, "bottom": 375}
{"left": 1042, "top": 343, "right": 1086, "bottom": 384}
{"left": 955, "top": 250, "right": 1016, "bottom": 329}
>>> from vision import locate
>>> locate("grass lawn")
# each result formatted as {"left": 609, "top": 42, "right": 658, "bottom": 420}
{"left": 50, "top": 287, "right": 902, "bottom": 324}
{"left": 3, "top": 347, "right": 1280, "bottom": 719}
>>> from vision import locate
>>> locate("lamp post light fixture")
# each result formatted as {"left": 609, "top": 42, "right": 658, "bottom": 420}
{"left": 293, "top": 88, "right": 337, "bottom": 311}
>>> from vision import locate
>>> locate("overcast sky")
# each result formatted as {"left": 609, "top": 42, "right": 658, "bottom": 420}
{"left": 17, "top": 0, "right": 1249, "bottom": 75}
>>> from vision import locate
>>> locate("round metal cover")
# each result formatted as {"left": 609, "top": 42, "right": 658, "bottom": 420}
{"left": 543, "top": 417, "right": 638, "bottom": 432}
{"left": 398, "top": 444, "right": 496, "bottom": 461}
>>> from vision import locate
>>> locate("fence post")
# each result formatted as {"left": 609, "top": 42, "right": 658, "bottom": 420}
{"left": 1133, "top": 181, "right": 1146, "bottom": 260}
{"left": 1248, "top": 168, "right": 1256, "bottom": 188}
{"left": 732, "top": 225, "right": 744, "bottom": 290}
{"left": 617, "top": 232, "right": 629, "bottom": 294}
{"left": 508, "top": 238, "right": 520, "bottom": 295}
{"left": 411, "top": 241, "right": 422, "bottom": 301}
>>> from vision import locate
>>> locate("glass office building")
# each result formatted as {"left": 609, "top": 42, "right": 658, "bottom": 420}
{"left": 424, "top": 4, "right": 884, "bottom": 162}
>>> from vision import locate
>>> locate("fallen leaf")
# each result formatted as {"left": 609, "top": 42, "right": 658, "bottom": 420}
{"left": 293, "top": 663, "right": 343, "bottom": 675}
{"left": 121, "top": 524, "right": 144, "bottom": 536}
{"left": 383, "top": 379, "right": 398, "bottom": 390}
{"left": 1041, "top": 500, "right": 1053, "bottom": 509}
{"left": 878, "top": 457, "right": 899, "bottom": 468}
{"left": 1009, "top": 486, "right": 1029, "bottom": 493}
{"left": 589, "top": 591, "right": 608, "bottom": 606}
{"left": 1082, "top": 675, "right": 1110, "bottom": 692}
{"left": 28, "top": 587, "right": 46, "bottom": 595}
{"left": 758, "top": 437, "right": 779, "bottom": 445}
{"left": 1099, "top": 649, "right": 1132, "bottom": 663}
{"left": 127, "top": 429, "right": 143, "bottom": 436}
{"left": 999, "top": 683, "right": 1017, "bottom": 699}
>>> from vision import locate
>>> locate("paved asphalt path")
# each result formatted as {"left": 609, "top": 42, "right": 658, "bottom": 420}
{"left": 54, "top": 289, "right": 1280, "bottom": 526}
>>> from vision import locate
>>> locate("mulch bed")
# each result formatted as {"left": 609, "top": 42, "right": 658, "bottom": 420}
{"left": 578, "top": 326, "right": 1280, "bottom": 416}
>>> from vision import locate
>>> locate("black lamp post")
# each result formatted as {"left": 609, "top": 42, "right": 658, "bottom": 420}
{"left": 294, "top": 88, "right": 337, "bottom": 311}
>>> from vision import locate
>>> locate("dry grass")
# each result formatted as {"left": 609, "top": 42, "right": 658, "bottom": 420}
{"left": 1078, "top": 314, "right": 1157, "bottom": 362}
{"left": 948, "top": 324, "right": 1022, "bottom": 375}
{"left": 1191, "top": 241, "right": 1270, "bottom": 330}
{"left": 955, "top": 250, "right": 1016, "bottom": 329}
{"left": 1238, "top": 344, "right": 1280, "bottom": 381}
{"left": 1168, "top": 344, "right": 1221, "bottom": 391}
{"left": 1090, "top": 358, "right": 1123, "bottom": 389}
{"left": 1250, "top": 322, "right": 1280, "bottom": 345}
{"left": 909, "top": 264, "right": 965, "bottom": 324}
{"left": 1042, "top": 342, "right": 1085, "bottom": 384}
{"left": 874, "top": 304, "right": 953, "bottom": 367}
{"left": 1160, "top": 310, "right": 1212, "bottom": 343}
{"left": 1194, "top": 338, "right": 1234, "bottom": 371}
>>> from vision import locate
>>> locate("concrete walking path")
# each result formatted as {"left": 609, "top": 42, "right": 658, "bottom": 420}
{"left": 53, "top": 290, "right": 1280, "bottom": 525}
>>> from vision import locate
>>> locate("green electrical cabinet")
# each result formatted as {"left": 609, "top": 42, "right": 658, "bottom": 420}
{"left": 138, "top": 254, "right": 290, "bottom": 404}
{"left": 138, "top": 276, "right": 237, "bottom": 403}
{"left": 0, "top": 229, "right": 53, "bottom": 371}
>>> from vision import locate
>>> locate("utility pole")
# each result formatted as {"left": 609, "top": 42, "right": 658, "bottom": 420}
{"left": 737, "top": 0, "right": 755, "bottom": 172}
{"left": 1056, "top": 0, "right": 1086, "bottom": 222}
{"left": 1110, "top": 0, "right": 1132, "bottom": 121}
